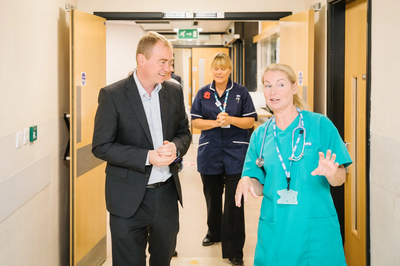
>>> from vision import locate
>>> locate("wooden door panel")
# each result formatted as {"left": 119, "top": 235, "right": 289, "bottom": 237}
{"left": 344, "top": 1, "right": 367, "bottom": 265}
{"left": 70, "top": 9, "right": 107, "bottom": 266}
{"left": 191, "top": 48, "right": 230, "bottom": 135}
{"left": 279, "top": 10, "right": 314, "bottom": 111}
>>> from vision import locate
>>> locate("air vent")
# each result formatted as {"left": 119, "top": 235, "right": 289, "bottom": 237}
{"left": 194, "top": 12, "right": 224, "bottom": 19}
{"left": 163, "top": 12, "right": 194, "bottom": 19}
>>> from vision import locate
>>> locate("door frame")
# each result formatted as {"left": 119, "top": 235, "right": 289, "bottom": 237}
{"left": 327, "top": 0, "right": 372, "bottom": 265}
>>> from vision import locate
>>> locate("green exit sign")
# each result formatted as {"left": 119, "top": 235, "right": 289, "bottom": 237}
{"left": 178, "top": 29, "right": 198, "bottom": 39}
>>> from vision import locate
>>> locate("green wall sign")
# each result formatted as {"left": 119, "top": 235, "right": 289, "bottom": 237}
{"left": 178, "top": 29, "right": 198, "bottom": 39}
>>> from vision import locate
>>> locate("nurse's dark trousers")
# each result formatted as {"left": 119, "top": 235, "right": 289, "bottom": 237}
{"left": 201, "top": 173, "right": 245, "bottom": 259}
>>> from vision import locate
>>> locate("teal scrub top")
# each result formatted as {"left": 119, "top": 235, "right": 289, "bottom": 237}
{"left": 242, "top": 111, "right": 352, "bottom": 266}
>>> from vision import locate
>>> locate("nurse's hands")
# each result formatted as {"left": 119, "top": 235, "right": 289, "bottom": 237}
{"left": 311, "top": 150, "right": 346, "bottom": 186}
{"left": 235, "top": 176, "right": 259, "bottom": 207}
{"left": 217, "top": 112, "right": 232, "bottom": 127}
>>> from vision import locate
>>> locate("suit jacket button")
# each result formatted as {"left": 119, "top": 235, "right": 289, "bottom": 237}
{"left": 145, "top": 174, "right": 149, "bottom": 178}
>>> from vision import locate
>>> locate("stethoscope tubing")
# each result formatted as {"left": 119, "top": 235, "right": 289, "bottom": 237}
{"left": 257, "top": 113, "right": 306, "bottom": 167}
{"left": 258, "top": 119, "right": 273, "bottom": 162}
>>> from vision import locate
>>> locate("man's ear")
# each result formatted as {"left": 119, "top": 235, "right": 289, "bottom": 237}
{"left": 137, "top": 54, "right": 145, "bottom": 66}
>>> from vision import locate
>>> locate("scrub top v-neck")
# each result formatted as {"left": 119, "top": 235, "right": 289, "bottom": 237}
{"left": 191, "top": 79, "right": 257, "bottom": 175}
{"left": 242, "top": 111, "right": 352, "bottom": 266}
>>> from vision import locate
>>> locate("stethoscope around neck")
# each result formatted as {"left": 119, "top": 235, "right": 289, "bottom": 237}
{"left": 255, "top": 109, "right": 307, "bottom": 168}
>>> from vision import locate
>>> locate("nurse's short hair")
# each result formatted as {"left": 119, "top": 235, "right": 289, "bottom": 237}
{"left": 211, "top": 52, "right": 232, "bottom": 70}
{"left": 136, "top": 31, "right": 173, "bottom": 61}
{"left": 261, "top": 63, "right": 309, "bottom": 111}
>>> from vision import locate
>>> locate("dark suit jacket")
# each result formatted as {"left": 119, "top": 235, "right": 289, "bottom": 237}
{"left": 171, "top": 73, "right": 182, "bottom": 84}
{"left": 92, "top": 75, "right": 191, "bottom": 218}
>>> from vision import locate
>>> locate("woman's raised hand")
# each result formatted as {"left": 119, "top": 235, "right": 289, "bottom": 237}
{"left": 311, "top": 150, "right": 339, "bottom": 178}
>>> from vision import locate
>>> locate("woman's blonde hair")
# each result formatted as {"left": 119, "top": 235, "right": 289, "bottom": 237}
{"left": 211, "top": 53, "right": 233, "bottom": 70}
{"left": 261, "top": 63, "right": 309, "bottom": 111}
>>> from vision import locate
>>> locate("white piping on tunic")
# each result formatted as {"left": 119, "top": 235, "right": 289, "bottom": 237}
{"left": 243, "top": 111, "right": 257, "bottom": 116}
{"left": 199, "top": 142, "right": 209, "bottom": 147}
{"left": 210, "top": 80, "right": 234, "bottom": 92}
{"left": 233, "top": 141, "right": 249, "bottom": 145}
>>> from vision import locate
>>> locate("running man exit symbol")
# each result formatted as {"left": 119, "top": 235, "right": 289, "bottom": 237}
{"left": 178, "top": 29, "right": 198, "bottom": 39}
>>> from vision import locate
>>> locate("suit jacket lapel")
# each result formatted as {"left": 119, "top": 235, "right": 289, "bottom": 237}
{"left": 159, "top": 84, "right": 169, "bottom": 139}
{"left": 125, "top": 76, "right": 153, "bottom": 146}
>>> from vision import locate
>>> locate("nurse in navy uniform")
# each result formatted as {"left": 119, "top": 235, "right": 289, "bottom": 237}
{"left": 191, "top": 53, "right": 257, "bottom": 266}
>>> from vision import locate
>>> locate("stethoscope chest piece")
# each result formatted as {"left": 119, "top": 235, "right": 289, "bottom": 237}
{"left": 256, "top": 157, "right": 264, "bottom": 167}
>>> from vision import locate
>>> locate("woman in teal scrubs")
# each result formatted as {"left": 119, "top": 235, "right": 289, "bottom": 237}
{"left": 235, "top": 63, "right": 352, "bottom": 266}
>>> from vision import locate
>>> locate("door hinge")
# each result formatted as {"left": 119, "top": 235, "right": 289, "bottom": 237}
{"left": 65, "top": 3, "right": 76, "bottom": 12}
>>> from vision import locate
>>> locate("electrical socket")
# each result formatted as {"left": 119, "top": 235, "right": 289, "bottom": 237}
{"left": 16, "top": 131, "right": 23, "bottom": 148}
{"left": 23, "top": 128, "right": 29, "bottom": 145}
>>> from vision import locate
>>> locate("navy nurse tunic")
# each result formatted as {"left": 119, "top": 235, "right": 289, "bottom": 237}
{"left": 191, "top": 79, "right": 257, "bottom": 175}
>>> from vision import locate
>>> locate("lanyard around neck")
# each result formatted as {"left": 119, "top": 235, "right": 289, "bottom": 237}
{"left": 213, "top": 90, "right": 230, "bottom": 112}
{"left": 272, "top": 108, "right": 304, "bottom": 190}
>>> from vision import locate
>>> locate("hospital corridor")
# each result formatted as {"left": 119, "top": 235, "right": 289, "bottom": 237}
{"left": 1, "top": 0, "right": 400, "bottom": 265}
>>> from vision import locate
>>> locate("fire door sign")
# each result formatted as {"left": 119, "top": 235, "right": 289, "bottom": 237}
{"left": 298, "top": 71, "right": 303, "bottom": 85}
{"left": 81, "top": 72, "right": 86, "bottom": 86}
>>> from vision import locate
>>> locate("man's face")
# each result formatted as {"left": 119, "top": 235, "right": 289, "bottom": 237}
{"left": 165, "top": 64, "right": 174, "bottom": 80}
{"left": 139, "top": 41, "right": 173, "bottom": 85}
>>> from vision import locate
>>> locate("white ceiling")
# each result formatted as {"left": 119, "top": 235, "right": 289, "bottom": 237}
{"left": 107, "top": 20, "right": 237, "bottom": 46}
{"left": 153, "top": 20, "right": 232, "bottom": 33}
{"left": 108, "top": 20, "right": 234, "bottom": 34}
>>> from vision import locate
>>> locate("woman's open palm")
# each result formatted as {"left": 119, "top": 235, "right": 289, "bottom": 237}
{"left": 311, "top": 150, "right": 339, "bottom": 178}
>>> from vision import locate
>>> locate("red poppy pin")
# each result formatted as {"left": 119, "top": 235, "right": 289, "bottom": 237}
{"left": 204, "top": 91, "right": 210, "bottom": 99}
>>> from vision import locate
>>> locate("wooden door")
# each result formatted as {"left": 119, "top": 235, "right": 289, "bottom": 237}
{"left": 191, "top": 47, "right": 230, "bottom": 136}
{"left": 69, "top": 9, "right": 107, "bottom": 266}
{"left": 279, "top": 10, "right": 315, "bottom": 111}
{"left": 344, "top": 0, "right": 367, "bottom": 265}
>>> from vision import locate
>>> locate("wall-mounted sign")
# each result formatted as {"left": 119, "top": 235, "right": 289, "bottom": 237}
{"left": 81, "top": 72, "right": 86, "bottom": 86}
{"left": 298, "top": 71, "right": 303, "bottom": 85}
{"left": 178, "top": 29, "right": 198, "bottom": 39}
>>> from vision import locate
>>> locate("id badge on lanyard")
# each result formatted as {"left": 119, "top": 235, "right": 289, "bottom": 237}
{"left": 277, "top": 189, "right": 298, "bottom": 205}
{"left": 273, "top": 108, "right": 305, "bottom": 205}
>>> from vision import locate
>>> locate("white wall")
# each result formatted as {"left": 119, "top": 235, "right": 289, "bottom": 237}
{"left": 173, "top": 48, "right": 192, "bottom": 105}
{"left": 106, "top": 22, "right": 145, "bottom": 85}
{"left": 370, "top": 0, "right": 400, "bottom": 265}
{"left": 0, "top": 0, "right": 75, "bottom": 265}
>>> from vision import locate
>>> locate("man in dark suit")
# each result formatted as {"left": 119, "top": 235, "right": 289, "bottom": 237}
{"left": 92, "top": 31, "right": 191, "bottom": 266}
